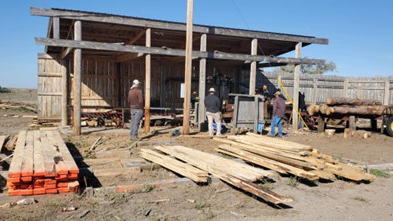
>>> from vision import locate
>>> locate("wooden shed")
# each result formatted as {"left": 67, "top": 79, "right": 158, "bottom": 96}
{"left": 31, "top": 7, "right": 328, "bottom": 134}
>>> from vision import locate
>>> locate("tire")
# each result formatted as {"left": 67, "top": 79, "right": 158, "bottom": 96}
{"left": 385, "top": 116, "right": 393, "bottom": 137}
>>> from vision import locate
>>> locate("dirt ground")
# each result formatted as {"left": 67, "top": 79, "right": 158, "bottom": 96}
{"left": 1, "top": 88, "right": 393, "bottom": 220}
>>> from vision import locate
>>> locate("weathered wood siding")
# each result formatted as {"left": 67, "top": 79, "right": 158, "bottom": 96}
{"left": 37, "top": 54, "right": 62, "bottom": 119}
{"left": 261, "top": 72, "right": 393, "bottom": 105}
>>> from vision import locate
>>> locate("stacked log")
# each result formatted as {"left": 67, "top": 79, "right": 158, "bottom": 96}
{"left": 307, "top": 98, "right": 386, "bottom": 116}
{"left": 214, "top": 133, "right": 375, "bottom": 182}
{"left": 7, "top": 130, "right": 79, "bottom": 196}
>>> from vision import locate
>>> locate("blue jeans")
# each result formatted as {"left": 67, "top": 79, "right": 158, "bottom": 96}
{"left": 130, "top": 109, "right": 143, "bottom": 139}
{"left": 271, "top": 116, "right": 282, "bottom": 137}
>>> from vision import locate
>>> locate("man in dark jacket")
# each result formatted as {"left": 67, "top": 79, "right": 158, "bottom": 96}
{"left": 128, "top": 79, "right": 144, "bottom": 140}
{"left": 271, "top": 91, "right": 286, "bottom": 137}
{"left": 204, "top": 87, "right": 222, "bottom": 136}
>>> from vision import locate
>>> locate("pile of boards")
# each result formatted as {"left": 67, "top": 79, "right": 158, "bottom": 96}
{"left": 141, "top": 146, "right": 292, "bottom": 205}
{"left": 307, "top": 97, "right": 386, "bottom": 116}
{"left": 214, "top": 134, "right": 375, "bottom": 182}
{"left": 7, "top": 130, "right": 79, "bottom": 196}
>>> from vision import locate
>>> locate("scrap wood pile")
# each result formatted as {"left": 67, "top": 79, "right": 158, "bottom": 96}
{"left": 307, "top": 97, "right": 386, "bottom": 116}
{"left": 7, "top": 130, "right": 79, "bottom": 196}
{"left": 214, "top": 133, "right": 375, "bottom": 182}
{"left": 0, "top": 101, "right": 36, "bottom": 113}
{"left": 141, "top": 145, "right": 292, "bottom": 205}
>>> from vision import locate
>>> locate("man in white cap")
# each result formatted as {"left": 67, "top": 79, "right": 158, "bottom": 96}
{"left": 128, "top": 79, "right": 144, "bottom": 140}
{"left": 204, "top": 87, "right": 222, "bottom": 136}
{"left": 271, "top": 90, "right": 286, "bottom": 137}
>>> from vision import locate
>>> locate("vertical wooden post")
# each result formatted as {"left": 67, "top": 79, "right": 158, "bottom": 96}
{"left": 384, "top": 80, "right": 390, "bottom": 105}
{"left": 198, "top": 34, "right": 207, "bottom": 128}
{"left": 292, "top": 42, "right": 302, "bottom": 131}
{"left": 249, "top": 38, "right": 258, "bottom": 95}
{"left": 73, "top": 20, "right": 82, "bottom": 135}
{"left": 343, "top": 79, "right": 349, "bottom": 97}
{"left": 349, "top": 116, "right": 356, "bottom": 131}
{"left": 61, "top": 59, "right": 68, "bottom": 127}
{"left": 144, "top": 28, "right": 151, "bottom": 132}
{"left": 182, "top": 0, "right": 194, "bottom": 135}
{"left": 53, "top": 17, "right": 60, "bottom": 39}
{"left": 312, "top": 78, "right": 318, "bottom": 105}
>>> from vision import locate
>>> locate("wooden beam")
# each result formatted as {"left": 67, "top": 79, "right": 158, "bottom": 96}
{"left": 249, "top": 38, "right": 258, "bottom": 95}
{"left": 31, "top": 7, "right": 329, "bottom": 45}
{"left": 35, "top": 38, "right": 326, "bottom": 65}
{"left": 61, "top": 59, "right": 68, "bottom": 127}
{"left": 73, "top": 20, "right": 82, "bottom": 135}
{"left": 182, "top": 0, "right": 194, "bottom": 135}
{"left": 144, "top": 28, "right": 151, "bottom": 133}
{"left": 52, "top": 17, "right": 60, "bottom": 39}
{"left": 113, "top": 29, "right": 146, "bottom": 61}
{"left": 292, "top": 42, "right": 302, "bottom": 131}
{"left": 114, "top": 52, "right": 144, "bottom": 62}
{"left": 198, "top": 34, "right": 207, "bottom": 128}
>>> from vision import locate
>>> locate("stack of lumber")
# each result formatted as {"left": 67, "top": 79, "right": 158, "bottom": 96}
{"left": 214, "top": 133, "right": 375, "bottom": 182}
{"left": 141, "top": 146, "right": 292, "bottom": 205}
{"left": 7, "top": 130, "right": 79, "bottom": 196}
{"left": 307, "top": 98, "right": 386, "bottom": 116}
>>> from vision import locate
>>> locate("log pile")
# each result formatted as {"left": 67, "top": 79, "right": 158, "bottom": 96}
{"left": 141, "top": 145, "right": 292, "bottom": 205}
{"left": 7, "top": 130, "right": 79, "bottom": 196}
{"left": 214, "top": 133, "right": 375, "bottom": 182}
{"left": 307, "top": 98, "right": 386, "bottom": 116}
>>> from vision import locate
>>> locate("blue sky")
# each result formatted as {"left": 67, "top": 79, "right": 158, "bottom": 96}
{"left": 1, "top": 0, "right": 392, "bottom": 88}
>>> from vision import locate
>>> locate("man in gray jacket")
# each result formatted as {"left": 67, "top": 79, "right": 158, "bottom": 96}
{"left": 204, "top": 88, "right": 222, "bottom": 136}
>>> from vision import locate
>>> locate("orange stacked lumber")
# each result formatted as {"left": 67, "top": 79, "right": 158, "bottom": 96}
{"left": 7, "top": 130, "right": 79, "bottom": 196}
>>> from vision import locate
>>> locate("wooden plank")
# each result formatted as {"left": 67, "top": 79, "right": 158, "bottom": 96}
{"left": 20, "top": 131, "right": 34, "bottom": 177}
{"left": 8, "top": 131, "right": 27, "bottom": 178}
{"left": 144, "top": 28, "right": 151, "bottom": 133}
{"left": 39, "top": 131, "right": 56, "bottom": 177}
{"left": 198, "top": 33, "right": 207, "bottom": 128}
{"left": 73, "top": 20, "right": 82, "bottom": 135}
{"left": 33, "top": 130, "right": 46, "bottom": 176}
{"left": 31, "top": 8, "right": 328, "bottom": 45}
{"left": 61, "top": 59, "right": 68, "bottom": 127}
{"left": 249, "top": 38, "right": 257, "bottom": 95}
{"left": 141, "top": 149, "right": 208, "bottom": 182}
{"left": 44, "top": 131, "right": 69, "bottom": 175}
{"left": 47, "top": 130, "right": 79, "bottom": 174}
{"left": 292, "top": 42, "right": 302, "bottom": 131}
{"left": 52, "top": 17, "right": 60, "bottom": 39}
{"left": 35, "top": 38, "right": 326, "bottom": 64}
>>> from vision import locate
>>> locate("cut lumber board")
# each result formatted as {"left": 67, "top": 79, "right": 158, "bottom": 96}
{"left": 92, "top": 167, "right": 141, "bottom": 177}
{"left": 8, "top": 131, "right": 27, "bottom": 178}
{"left": 237, "top": 134, "right": 312, "bottom": 151}
{"left": 47, "top": 130, "right": 79, "bottom": 174}
{"left": 5, "top": 135, "right": 18, "bottom": 151}
{"left": 141, "top": 149, "right": 209, "bottom": 183}
{"left": 33, "top": 131, "right": 46, "bottom": 176}
{"left": 21, "top": 131, "right": 34, "bottom": 177}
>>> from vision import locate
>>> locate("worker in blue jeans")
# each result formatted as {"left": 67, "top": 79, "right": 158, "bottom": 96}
{"left": 271, "top": 91, "right": 286, "bottom": 137}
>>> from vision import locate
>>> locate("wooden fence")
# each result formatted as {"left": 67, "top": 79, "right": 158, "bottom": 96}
{"left": 260, "top": 72, "right": 393, "bottom": 105}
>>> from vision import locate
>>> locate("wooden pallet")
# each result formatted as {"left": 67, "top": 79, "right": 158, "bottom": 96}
{"left": 7, "top": 130, "right": 79, "bottom": 196}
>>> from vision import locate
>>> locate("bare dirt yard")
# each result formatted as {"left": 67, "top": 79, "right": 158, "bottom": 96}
{"left": 1, "top": 88, "right": 393, "bottom": 220}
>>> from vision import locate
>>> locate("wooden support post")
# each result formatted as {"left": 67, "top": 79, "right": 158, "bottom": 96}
{"left": 61, "top": 60, "right": 68, "bottom": 127}
{"left": 144, "top": 28, "right": 151, "bottom": 133}
{"left": 317, "top": 116, "right": 325, "bottom": 133}
{"left": 349, "top": 116, "right": 356, "bottom": 131}
{"left": 53, "top": 17, "right": 60, "bottom": 39}
{"left": 198, "top": 34, "right": 207, "bottom": 128}
{"left": 292, "top": 42, "right": 302, "bottom": 131}
{"left": 249, "top": 38, "right": 258, "bottom": 95}
{"left": 343, "top": 79, "right": 349, "bottom": 98}
{"left": 73, "top": 20, "right": 82, "bottom": 135}
{"left": 312, "top": 78, "right": 318, "bottom": 105}
{"left": 182, "top": 0, "right": 194, "bottom": 135}
{"left": 384, "top": 80, "right": 390, "bottom": 105}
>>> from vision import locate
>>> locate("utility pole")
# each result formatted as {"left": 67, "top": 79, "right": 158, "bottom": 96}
{"left": 182, "top": 0, "right": 194, "bottom": 135}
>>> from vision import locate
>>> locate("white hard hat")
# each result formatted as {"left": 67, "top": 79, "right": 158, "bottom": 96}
{"left": 133, "top": 79, "right": 140, "bottom": 85}
{"left": 208, "top": 88, "right": 216, "bottom": 93}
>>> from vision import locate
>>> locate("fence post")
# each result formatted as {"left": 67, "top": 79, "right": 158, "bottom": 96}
{"left": 312, "top": 78, "right": 318, "bottom": 105}
{"left": 384, "top": 80, "right": 390, "bottom": 105}
{"left": 343, "top": 79, "right": 349, "bottom": 98}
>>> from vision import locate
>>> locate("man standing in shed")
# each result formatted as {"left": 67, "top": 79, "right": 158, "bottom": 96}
{"left": 128, "top": 79, "right": 144, "bottom": 140}
{"left": 205, "top": 88, "right": 222, "bottom": 136}
{"left": 271, "top": 91, "right": 286, "bottom": 137}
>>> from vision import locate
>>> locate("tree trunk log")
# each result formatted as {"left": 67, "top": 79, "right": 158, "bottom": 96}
{"left": 331, "top": 105, "right": 385, "bottom": 115}
{"left": 326, "top": 98, "right": 382, "bottom": 106}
